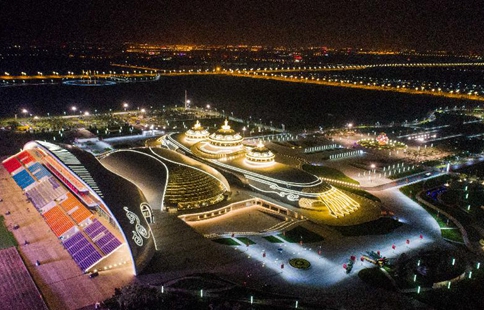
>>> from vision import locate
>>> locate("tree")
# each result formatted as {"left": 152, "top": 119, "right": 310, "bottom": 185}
{"left": 104, "top": 284, "right": 162, "bottom": 310}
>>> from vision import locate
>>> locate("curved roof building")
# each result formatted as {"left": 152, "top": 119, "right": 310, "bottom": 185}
{"left": 2, "top": 141, "right": 157, "bottom": 275}
{"left": 100, "top": 147, "right": 229, "bottom": 212}
{"left": 165, "top": 132, "right": 360, "bottom": 218}
{"left": 2, "top": 141, "right": 231, "bottom": 276}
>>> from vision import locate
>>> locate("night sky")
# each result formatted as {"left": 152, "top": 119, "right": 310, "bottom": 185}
{"left": 2, "top": 0, "right": 483, "bottom": 51}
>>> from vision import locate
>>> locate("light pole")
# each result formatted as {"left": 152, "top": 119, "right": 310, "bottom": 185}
{"left": 123, "top": 103, "right": 129, "bottom": 112}
{"left": 71, "top": 106, "right": 77, "bottom": 114}
{"left": 370, "top": 164, "right": 376, "bottom": 174}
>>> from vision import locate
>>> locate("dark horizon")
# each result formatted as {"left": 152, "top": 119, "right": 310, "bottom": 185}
{"left": 2, "top": 0, "right": 483, "bottom": 52}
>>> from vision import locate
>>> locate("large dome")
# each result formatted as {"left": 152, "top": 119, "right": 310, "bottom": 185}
{"left": 208, "top": 120, "right": 243, "bottom": 147}
{"left": 185, "top": 120, "right": 209, "bottom": 141}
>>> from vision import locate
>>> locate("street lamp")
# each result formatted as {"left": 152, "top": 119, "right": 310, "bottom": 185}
{"left": 123, "top": 103, "right": 129, "bottom": 111}
{"left": 71, "top": 106, "right": 77, "bottom": 114}
{"left": 370, "top": 164, "right": 376, "bottom": 173}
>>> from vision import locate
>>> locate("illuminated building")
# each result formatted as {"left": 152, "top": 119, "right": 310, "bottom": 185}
{"left": 1, "top": 140, "right": 230, "bottom": 277}
{"left": 185, "top": 120, "right": 209, "bottom": 141}
{"left": 244, "top": 141, "right": 275, "bottom": 165}
{"left": 208, "top": 119, "right": 243, "bottom": 147}
{"left": 163, "top": 122, "right": 360, "bottom": 218}
{"left": 191, "top": 120, "right": 245, "bottom": 159}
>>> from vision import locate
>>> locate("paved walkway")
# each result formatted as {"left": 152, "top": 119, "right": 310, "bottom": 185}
{"left": 0, "top": 247, "right": 48, "bottom": 309}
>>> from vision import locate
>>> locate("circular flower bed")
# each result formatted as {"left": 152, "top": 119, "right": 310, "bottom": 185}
{"left": 358, "top": 138, "right": 406, "bottom": 150}
{"left": 289, "top": 258, "right": 311, "bottom": 270}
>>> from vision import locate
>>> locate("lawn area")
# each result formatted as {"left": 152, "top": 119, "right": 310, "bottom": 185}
{"left": 441, "top": 228, "right": 464, "bottom": 243}
{"left": 278, "top": 226, "right": 324, "bottom": 243}
{"left": 358, "top": 267, "right": 396, "bottom": 291}
{"left": 330, "top": 217, "right": 403, "bottom": 236}
{"left": 236, "top": 237, "right": 256, "bottom": 245}
{"left": 408, "top": 265, "right": 484, "bottom": 310}
{"left": 399, "top": 178, "right": 472, "bottom": 243}
{"left": 301, "top": 164, "right": 359, "bottom": 185}
{"left": 262, "top": 235, "right": 283, "bottom": 243}
{"left": 0, "top": 216, "right": 17, "bottom": 249}
{"left": 399, "top": 175, "right": 453, "bottom": 198}
{"left": 212, "top": 238, "right": 240, "bottom": 246}
{"left": 170, "top": 277, "right": 227, "bottom": 290}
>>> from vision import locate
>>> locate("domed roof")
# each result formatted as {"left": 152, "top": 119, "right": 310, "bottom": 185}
{"left": 186, "top": 120, "right": 209, "bottom": 140}
{"left": 250, "top": 140, "right": 271, "bottom": 154}
{"left": 191, "top": 120, "right": 205, "bottom": 131}
{"left": 215, "top": 119, "right": 237, "bottom": 136}
{"left": 208, "top": 120, "right": 243, "bottom": 146}
{"left": 245, "top": 141, "right": 275, "bottom": 163}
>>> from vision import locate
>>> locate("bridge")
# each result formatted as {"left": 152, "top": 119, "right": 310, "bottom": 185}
{"left": 2, "top": 62, "right": 484, "bottom": 102}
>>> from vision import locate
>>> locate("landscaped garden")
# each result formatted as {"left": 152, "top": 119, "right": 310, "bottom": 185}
{"left": 358, "top": 249, "right": 484, "bottom": 309}
{"left": 0, "top": 216, "right": 17, "bottom": 249}
{"left": 357, "top": 133, "right": 407, "bottom": 150}
{"left": 212, "top": 238, "right": 240, "bottom": 246}
{"left": 288, "top": 258, "right": 311, "bottom": 270}
{"left": 277, "top": 226, "right": 324, "bottom": 243}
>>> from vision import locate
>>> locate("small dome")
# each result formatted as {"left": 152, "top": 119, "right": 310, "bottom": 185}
{"left": 185, "top": 120, "right": 209, "bottom": 140}
{"left": 245, "top": 141, "right": 275, "bottom": 164}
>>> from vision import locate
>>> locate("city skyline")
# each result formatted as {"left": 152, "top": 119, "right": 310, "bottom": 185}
{"left": 2, "top": 0, "right": 484, "bottom": 52}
